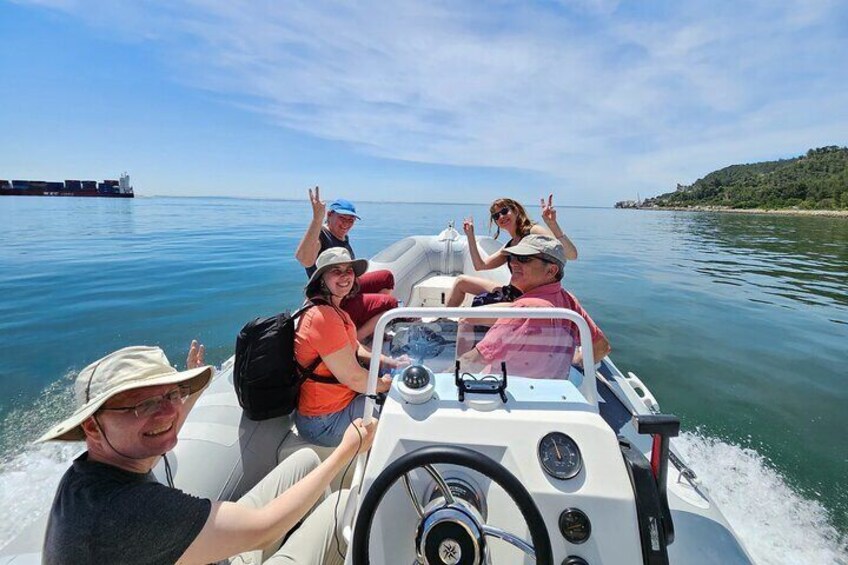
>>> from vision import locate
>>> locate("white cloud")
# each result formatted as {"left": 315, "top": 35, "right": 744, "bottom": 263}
{"left": 15, "top": 0, "right": 848, "bottom": 202}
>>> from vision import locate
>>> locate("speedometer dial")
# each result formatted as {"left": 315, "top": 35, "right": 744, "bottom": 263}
{"left": 538, "top": 432, "right": 582, "bottom": 480}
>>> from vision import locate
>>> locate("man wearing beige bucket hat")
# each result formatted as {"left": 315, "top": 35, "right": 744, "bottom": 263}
{"left": 41, "top": 341, "right": 376, "bottom": 565}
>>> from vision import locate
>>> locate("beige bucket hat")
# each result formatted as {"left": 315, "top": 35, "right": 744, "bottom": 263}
{"left": 306, "top": 247, "right": 368, "bottom": 289}
{"left": 37, "top": 346, "right": 213, "bottom": 443}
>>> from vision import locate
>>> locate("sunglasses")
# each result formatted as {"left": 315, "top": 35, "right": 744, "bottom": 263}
{"left": 101, "top": 385, "right": 192, "bottom": 419}
{"left": 490, "top": 207, "right": 511, "bottom": 221}
{"left": 507, "top": 254, "right": 553, "bottom": 265}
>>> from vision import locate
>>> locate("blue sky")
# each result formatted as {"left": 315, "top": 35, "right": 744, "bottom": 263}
{"left": 1, "top": 0, "right": 845, "bottom": 205}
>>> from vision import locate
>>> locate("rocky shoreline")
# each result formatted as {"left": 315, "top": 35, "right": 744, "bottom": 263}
{"left": 616, "top": 205, "right": 848, "bottom": 218}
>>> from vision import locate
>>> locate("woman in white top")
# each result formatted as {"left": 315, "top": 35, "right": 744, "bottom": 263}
{"left": 445, "top": 194, "right": 578, "bottom": 307}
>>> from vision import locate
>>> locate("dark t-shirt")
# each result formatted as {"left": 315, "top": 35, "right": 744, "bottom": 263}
{"left": 305, "top": 227, "right": 355, "bottom": 277}
{"left": 43, "top": 452, "right": 211, "bottom": 565}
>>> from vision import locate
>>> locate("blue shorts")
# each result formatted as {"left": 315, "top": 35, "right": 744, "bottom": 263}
{"left": 295, "top": 395, "right": 378, "bottom": 447}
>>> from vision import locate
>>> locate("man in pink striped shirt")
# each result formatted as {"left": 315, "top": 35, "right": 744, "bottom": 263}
{"left": 458, "top": 235, "right": 610, "bottom": 379}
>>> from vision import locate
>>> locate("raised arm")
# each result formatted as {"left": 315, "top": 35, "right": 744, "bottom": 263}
{"left": 176, "top": 419, "right": 377, "bottom": 565}
{"left": 540, "top": 194, "right": 578, "bottom": 260}
{"left": 294, "top": 187, "right": 327, "bottom": 268}
{"left": 464, "top": 217, "right": 508, "bottom": 271}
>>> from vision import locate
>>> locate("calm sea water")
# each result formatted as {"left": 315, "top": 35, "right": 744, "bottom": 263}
{"left": 0, "top": 196, "right": 846, "bottom": 562}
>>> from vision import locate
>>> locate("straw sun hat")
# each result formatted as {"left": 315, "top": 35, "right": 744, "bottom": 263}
{"left": 37, "top": 346, "right": 212, "bottom": 442}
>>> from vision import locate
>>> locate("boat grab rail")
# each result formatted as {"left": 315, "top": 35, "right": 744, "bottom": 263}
{"left": 363, "top": 306, "right": 598, "bottom": 417}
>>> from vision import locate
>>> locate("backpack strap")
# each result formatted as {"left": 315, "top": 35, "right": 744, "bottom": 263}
{"left": 294, "top": 298, "right": 342, "bottom": 386}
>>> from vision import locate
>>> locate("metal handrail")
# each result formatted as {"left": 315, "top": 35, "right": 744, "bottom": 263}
{"left": 363, "top": 306, "right": 598, "bottom": 421}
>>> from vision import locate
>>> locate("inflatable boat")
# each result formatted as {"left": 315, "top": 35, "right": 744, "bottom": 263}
{"left": 0, "top": 225, "right": 753, "bottom": 564}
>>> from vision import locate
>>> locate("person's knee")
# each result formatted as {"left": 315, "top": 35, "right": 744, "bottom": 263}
{"left": 455, "top": 274, "right": 471, "bottom": 290}
{"left": 379, "top": 270, "right": 395, "bottom": 289}
{"left": 290, "top": 448, "right": 322, "bottom": 472}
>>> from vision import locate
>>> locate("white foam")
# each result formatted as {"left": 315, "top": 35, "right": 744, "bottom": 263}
{"left": 676, "top": 430, "right": 847, "bottom": 565}
{"left": 0, "top": 442, "right": 81, "bottom": 549}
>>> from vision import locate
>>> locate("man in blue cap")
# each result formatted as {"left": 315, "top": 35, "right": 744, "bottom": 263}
{"left": 295, "top": 187, "right": 397, "bottom": 339}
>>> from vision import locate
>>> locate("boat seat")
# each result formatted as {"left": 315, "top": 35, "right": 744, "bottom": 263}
{"left": 410, "top": 274, "right": 473, "bottom": 307}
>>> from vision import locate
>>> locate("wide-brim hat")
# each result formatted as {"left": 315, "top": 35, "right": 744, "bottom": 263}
{"left": 37, "top": 346, "right": 213, "bottom": 443}
{"left": 503, "top": 234, "right": 566, "bottom": 268}
{"left": 306, "top": 247, "right": 368, "bottom": 289}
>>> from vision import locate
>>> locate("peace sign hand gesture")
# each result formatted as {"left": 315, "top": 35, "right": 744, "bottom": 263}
{"left": 541, "top": 194, "right": 557, "bottom": 226}
{"left": 309, "top": 186, "right": 326, "bottom": 221}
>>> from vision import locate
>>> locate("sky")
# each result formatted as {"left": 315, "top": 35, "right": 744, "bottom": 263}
{"left": 0, "top": 0, "right": 846, "bottom": 205}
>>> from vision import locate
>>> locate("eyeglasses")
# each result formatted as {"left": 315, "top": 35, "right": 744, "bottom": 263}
{"left": 507, "top": 254, "right": 553, "bottom": 265}
{"left": 490, "top": 207, "right": 511, "bottom": 221}
{"left": 101, "top": 385, "right": 192, "bottom": 419}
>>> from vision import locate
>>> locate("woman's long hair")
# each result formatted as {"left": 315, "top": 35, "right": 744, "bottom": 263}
{"left": 489, "top": 198, "right": 535, "bottom": 240}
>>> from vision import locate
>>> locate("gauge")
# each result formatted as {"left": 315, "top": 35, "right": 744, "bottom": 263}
{"left": 538, "top": 432, "right": 582, "bottom": 480}
{"left": 559, "top": 508, "right": 591, "bottom": 544}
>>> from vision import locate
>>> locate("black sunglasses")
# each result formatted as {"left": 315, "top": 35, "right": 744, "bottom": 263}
{"left": 490, "top": 207, "right": 511, "bottom": 221}
{"left": 507, "top": 254, "right": 553, "bottom": 265}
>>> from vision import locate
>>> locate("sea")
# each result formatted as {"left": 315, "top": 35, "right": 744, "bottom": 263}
{"left": 0, "top": 196, "right": 846, "bottom": 563}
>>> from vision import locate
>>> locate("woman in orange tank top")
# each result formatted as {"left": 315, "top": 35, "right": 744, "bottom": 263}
{"left": 294, "top": 248, "right": 407, "bottom": 447}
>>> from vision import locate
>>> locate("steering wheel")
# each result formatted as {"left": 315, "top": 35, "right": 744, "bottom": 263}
{"left": 351, "top": 445, "right": 553, "bottom": 565}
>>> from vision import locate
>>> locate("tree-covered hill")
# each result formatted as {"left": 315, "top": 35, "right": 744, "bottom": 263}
{"left": 634, "top": 146, "right": 848, "bottom": 210}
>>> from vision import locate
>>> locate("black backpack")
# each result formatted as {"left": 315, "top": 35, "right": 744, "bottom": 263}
{"left": 234, "top": 302, "right": 336, "bottom": 421}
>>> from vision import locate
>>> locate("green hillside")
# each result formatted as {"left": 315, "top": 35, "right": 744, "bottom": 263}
{"left": 641, "top": 146, "right": 848, "bottom": 210}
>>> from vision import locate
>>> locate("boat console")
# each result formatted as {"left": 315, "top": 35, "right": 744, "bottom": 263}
{"left": 340, "top": 307, "right": 679, "bottom": 565}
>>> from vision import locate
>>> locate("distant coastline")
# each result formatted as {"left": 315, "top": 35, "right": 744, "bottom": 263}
{"left": 616, "top": 146, "right": 848, "bottom": 215}
{"left": 617, "top": 205, "right": 848, "bottom": 218}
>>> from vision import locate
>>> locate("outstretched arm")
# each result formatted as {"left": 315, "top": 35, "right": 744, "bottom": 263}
{"left": 320, "top": 344, "right": 392, "bottom": 394}
{"left": 540, "top": 194, "right": 578, "bottom": 260}
{"left": 294, "top": 187, "right": 326, "bottom": 268}
{"left": 176, "top": 419, "right": 377, "bottom": 565}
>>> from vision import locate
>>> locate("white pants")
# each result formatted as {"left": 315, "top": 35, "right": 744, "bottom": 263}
{"left": 230, "top": 448, "right": 348, "bottom": 565}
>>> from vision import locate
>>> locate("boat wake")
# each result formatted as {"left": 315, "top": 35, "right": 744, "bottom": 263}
{"left": 1, "top": 387, "right": 847, "bottom": 563}
{"left": 676, "top": 430, "right": 847, "bottom": 565}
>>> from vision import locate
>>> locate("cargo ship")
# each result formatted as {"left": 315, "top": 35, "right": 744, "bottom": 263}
{"left": 0, "top": 173, "right": 134, "bottom": 198}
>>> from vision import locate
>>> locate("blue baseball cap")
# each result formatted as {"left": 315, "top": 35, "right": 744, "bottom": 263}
{"left": 328, "top": 199, "right": 361, "bottom": 219}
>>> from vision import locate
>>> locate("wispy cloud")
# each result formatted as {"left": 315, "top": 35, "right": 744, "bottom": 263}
{"left": 15, "top": 0, "right": 848, "bottom": 199}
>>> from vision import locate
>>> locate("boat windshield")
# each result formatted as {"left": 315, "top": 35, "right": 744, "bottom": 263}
{"left": 383, "top": 316, "right": 581, "bottom": 381}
